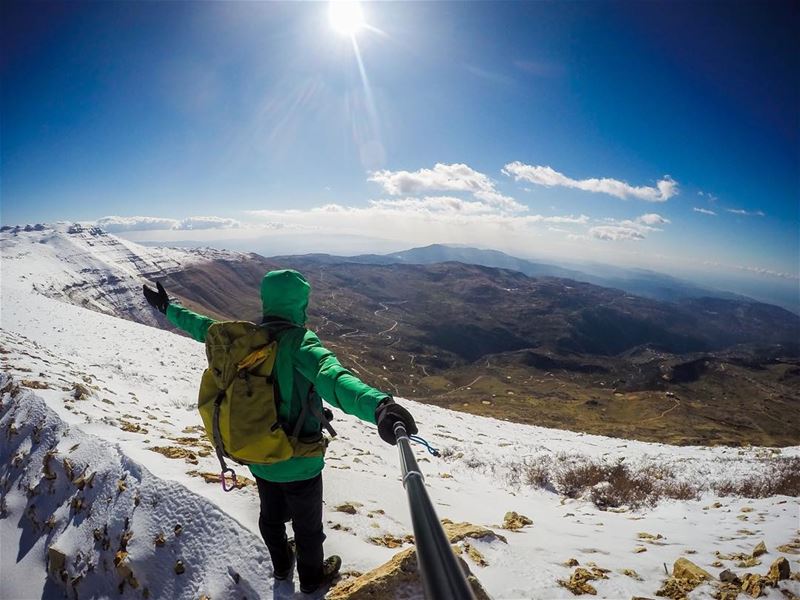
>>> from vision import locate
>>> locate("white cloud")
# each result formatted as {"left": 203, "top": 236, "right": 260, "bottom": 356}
{"left": 368, "top": 196, "right": 494, "bottom": 215}
{"left": 637, "top": 213, "right": 671, "bottom": 226}
{"left": 368, "top": 163, "right": 527, "bottom": 212}
{"left": 588, "top": 213, "right": 670, "bottom": 242}
{"left": 95, "top": 216, "right": 179, "bottom": 232}
{"left": 726, "top": 208, "right": 765, "bottom": 217}
{"left": 693, "top": 207, "right": 717, "bottom": 216}
{"left": 175, "top": 216, "right": 241, "bottom": 230}
{"left": 502, "top": 162, "right": 678, "bottom": 202}
{"left": 734, "top": 265, "right": 798, "bottom": 280}
{"left": 95, "top": 215, "right": 240, "bottom": 233}
{"left": 589, "top": 226, "right": 646, "bottom": 241}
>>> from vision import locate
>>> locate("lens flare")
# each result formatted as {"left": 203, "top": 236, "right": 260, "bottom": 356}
{"left": 329, "top": 1, "right": 365, "bottom": 37}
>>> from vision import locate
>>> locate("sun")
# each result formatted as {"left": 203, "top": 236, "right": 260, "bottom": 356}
{"left": 329, "top": 1, "right": 365, "bottom": 37}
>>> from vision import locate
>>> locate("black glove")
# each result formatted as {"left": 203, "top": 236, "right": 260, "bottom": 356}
{"left": 375, "top": 397, "right": 418, "bottom": 445}
{"left": 142, "top": 281, "right": 169, "bottom": 314}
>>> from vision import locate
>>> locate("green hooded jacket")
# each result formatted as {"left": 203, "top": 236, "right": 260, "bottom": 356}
{"left": 166, "top": 269, "right": 390, "bottom": 482}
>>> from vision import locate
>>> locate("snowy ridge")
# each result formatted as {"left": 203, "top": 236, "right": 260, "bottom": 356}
{"left": 0, "top": 223, "right": 246, "bottom": 326}
{"left": 1, "top": 376, "right": 274, "bottom": 599}
{"left": 1, "top": 223, "right": 799, "bottom": 598}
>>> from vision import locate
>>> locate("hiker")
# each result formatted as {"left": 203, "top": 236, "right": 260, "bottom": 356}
{"left": 143, "top": 269, "right": 417, "bottom": 594}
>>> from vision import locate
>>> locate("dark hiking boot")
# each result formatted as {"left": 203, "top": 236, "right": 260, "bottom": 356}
{"left": 299, "top": 555, "right": 342, "bottom": 594}
{"left": 273, "top": 539, "right": 296, "bottom": 581}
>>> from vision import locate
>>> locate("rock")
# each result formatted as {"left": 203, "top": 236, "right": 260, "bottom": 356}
{"left": 767, "top": 557, "right": 790, "bottom": 582}
{"left": 656, "top": 577, "right": 695, "bottom": 600}
{"left": 441, "top": 519, "right": 507, "bottom": 544}
{"left": 149, "top": 446, "right": 197, "bottom": 462}
{"left": 638, "top": 532, "right": 664, "bottom": 541}
{"left": 187, "top": 470, "right": 254, "bottom": 489}
{"left": 672, "top": 558, "right": 712, "bottom": 583}
{"left": 719, "top": 569, "right": 741, "bottom": 584}
{"left": 72, "top": 382, "right": 91, "bottom": 400}
{"left": 715, "top": 582, "right": 741, "bottom": 600}
{"left": 327, "top": 546, "right": 490, "bottom": 600}
{"left": 621, "top": 568, "right": 643, "bottom": 581}
{"left": 737, "top": 557, "right": 761, "bottom": 568}
{"left": 335, "top": 503, "right": 358, "bottom": 515}
{"left": 367, "top": 534, "right": 411, "bottom": 549}
{"left": 502, "top": 511, "right": 533, "bottom": 531}
{"left": 47, "top": 546, "right": 67, "bottom": 580}
{"left": 776, "top": 541, "right": 800, "bottom": 554}
{"left": 558, "top": 568, "right": 600, "bottom": 595}
{"left": 463, "top": 542, "right": 488, "bottom": 567}
{"left": 740, "top": 573, "right": 767, "bottom": 597}
{"left": 752, "top": 541, "right": 767, "bottom": 557}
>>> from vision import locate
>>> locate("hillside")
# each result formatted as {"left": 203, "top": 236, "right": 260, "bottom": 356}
{"left": 171, "top": 255, "right": 800, "bottom": 446}
{"left": 2, "top": 224, "right": 799, "bottom": 599}
{"left": 2, "top": 224, "right": 797, "bottom": 446}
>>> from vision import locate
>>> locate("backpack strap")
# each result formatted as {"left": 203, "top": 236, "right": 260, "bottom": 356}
{"left": 211, "top": 391, "right": 237, "bottom": 492}
{"left": 289, "top": 386, "right": 338, "bottom": 443}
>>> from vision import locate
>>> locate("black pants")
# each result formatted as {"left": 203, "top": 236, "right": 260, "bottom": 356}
{"left": 255, "top": 473, "right": 325, "bottom": 588}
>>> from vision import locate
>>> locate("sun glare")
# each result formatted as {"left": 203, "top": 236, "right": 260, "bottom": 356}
{"left": 329, "top": 1, "right": 365, "bottom": 37}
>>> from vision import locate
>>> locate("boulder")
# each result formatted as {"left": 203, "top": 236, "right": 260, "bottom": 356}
{"left": 441, "top": 519, "right": 507, "bottom": 544}
{"left": 719, "top": 569, "right": 741, "bottom": 585}
{"left": 751, "top": 541, "right": 767, "bottom": 557}
{"left": 740, "top": 573, "right": 767, "bottom": 597}
{"left": 47, "top": 546, "right": 67, "bottom": 580}
{"left": 672, "top": 558, "right": 712, "bottom": 583}
{"left": 558, "top": 567, "right": 600, "bottom": 595}
{"left": 767, "top": 557, "right": 790, "bottom": 582}
{"left": 656, "top": 577, "right": 694, "bottom": 600}
{"left": 502, "top": 511, "right": 533, "bottom": 531}
{"left": 327, "top": 546, "right": 490, "bottom": 600}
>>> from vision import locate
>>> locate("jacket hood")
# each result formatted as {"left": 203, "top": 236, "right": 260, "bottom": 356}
{"left": 260, "top": 269, "right": 310, "bottom": 326}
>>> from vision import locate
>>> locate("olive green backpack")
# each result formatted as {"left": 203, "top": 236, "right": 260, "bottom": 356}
{"left": 197, "top": 320, "right": 331, "bottom": 491}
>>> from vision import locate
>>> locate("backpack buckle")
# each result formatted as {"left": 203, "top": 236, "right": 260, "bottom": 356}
{"left": 220, "top": 467, "right": 237, "bottom": 492}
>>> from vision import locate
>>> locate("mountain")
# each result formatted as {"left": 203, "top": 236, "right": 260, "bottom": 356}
{"left": 3, "top": 225, "right": 798, "bottom": 446}
{"left": 2, "top": 223, "right": 798, "bottom": 599}
{"left": 0, "top": 222, "right": 247, "bottom": 326}
{"left": 350, "top": 243, "right": 749, "bottom": 305}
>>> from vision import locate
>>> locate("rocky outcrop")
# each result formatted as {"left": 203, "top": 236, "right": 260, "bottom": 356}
{"left": 328, "top": 519, "right": 502, "bottom": 599}
{"left": 672, "top": 558, "right": 712, "bottom": 583}
{"left": 558, "top": 565, "right": 610, "bottom": 595}
{"left": 656, "top": 558, "right": 713, "bottom": 600}
{"left": 326, "top": 546, "right": 490, "bottom": 600}
{"left": 441, "top": 519, "right": 507, "bottom": 544}
{"left": 502, "top": 511, "right": 533, "bottom": 531}
{"left": 767, "top": 557, "right": 790, "bottom": 582}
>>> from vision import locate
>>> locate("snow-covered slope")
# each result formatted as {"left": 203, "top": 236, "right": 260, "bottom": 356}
{"left": 0, "top": 222, "right": 245, "bottom": 326}
{"left": 1, "top": 225, "right": 799, "bottom": 599}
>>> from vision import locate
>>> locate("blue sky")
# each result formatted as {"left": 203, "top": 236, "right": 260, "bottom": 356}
{"left": 2, "top": 1, "right": 798, "bottom": 287}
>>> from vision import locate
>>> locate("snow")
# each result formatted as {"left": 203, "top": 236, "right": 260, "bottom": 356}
{"left": 2, "top": 225, "right": 799, "bottom": 599}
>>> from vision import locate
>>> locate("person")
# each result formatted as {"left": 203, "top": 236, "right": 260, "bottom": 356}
{"left": 143, "top": 269, "right": 417, "bottom": 594}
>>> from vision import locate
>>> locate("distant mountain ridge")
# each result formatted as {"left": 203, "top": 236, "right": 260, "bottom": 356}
{"left": 282, "top": 243, "right": 750, "bottom": 306}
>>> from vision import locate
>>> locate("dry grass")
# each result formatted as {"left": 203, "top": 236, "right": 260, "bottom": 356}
{"left": 507, "top": 454, "right": 800, "bottom": 509}
{"left": 712, "top": 456, "right": 800, "bottom": 498}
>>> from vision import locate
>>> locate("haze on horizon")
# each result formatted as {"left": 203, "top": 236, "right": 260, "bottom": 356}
{"left": 1, "top": 1, "right": 798, "bottom": 303}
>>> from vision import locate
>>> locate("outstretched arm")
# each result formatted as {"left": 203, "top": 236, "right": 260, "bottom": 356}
{"left": 143, "top": 281, "right": 216, "bottom": 343}
{"left": 293, "top": 330, "right": 389, "bottom": 424}
{"left": 166, "top": 304, "right": 216, "bottom": 343}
